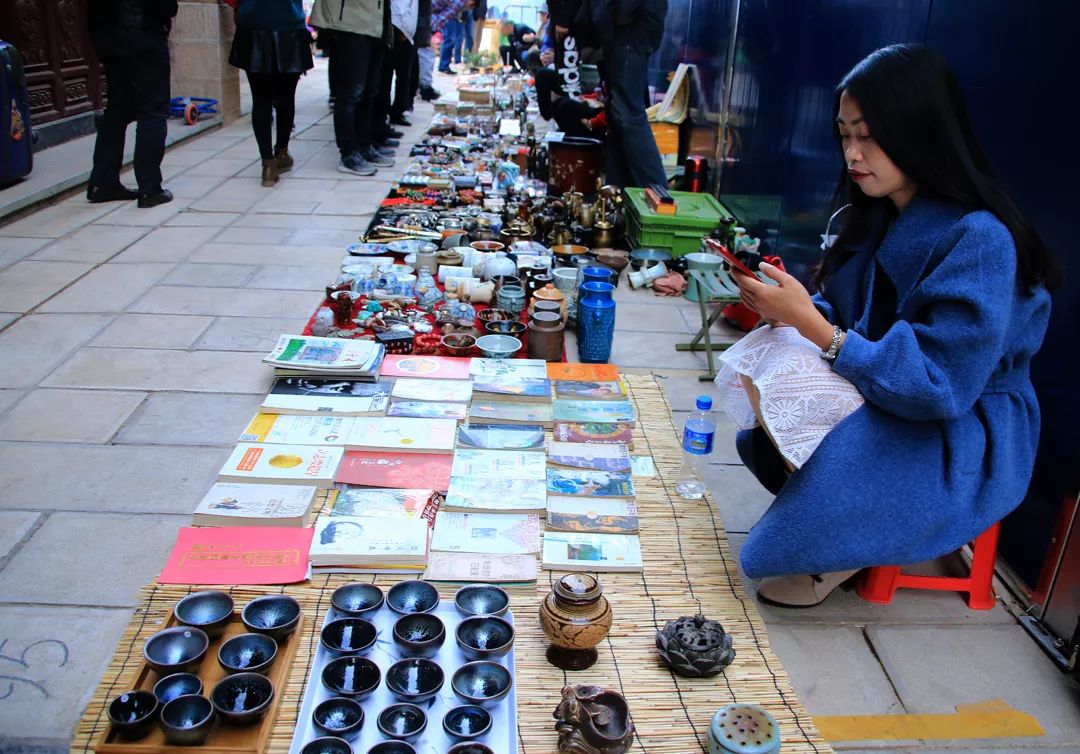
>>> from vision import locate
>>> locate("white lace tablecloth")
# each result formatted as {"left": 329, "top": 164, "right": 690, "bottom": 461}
{"left": 716, "top": 325, "right": 864, "bottom": 468}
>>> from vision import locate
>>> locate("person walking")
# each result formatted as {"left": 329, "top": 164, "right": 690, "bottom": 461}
{"left": 310, "top": 0, "right": 387, "bottom": 176}
{"left": 437, "top": 10, "right": 463, "bottom": 73}
{"left": 86, "top": 0, "right": 177, "bottom": 208}
{"left": 227, "top": 0, "right": 314, "bottom": 187}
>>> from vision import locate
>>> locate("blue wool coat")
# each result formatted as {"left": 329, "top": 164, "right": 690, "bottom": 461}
{"left": 737, "top": 197, "right": 1051, "bottom": 578}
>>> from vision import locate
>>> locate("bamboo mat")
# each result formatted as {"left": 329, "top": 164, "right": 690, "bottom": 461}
{"left": 71, "top": 374, "right": 832, "bottom": 754}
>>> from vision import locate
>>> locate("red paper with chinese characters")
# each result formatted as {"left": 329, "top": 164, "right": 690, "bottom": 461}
{"left": 335, "top": 451, "right": 454, "bottom": 490}
{"left": 159, "top": 527, "right": 314, "bottom": 585}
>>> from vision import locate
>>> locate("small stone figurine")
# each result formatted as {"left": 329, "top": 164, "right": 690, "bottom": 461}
{"left": 553, "top": 685, "right": 635, "bottom": 754}
{"left": 655, "top": 614, "right": 735, "bottom": 678}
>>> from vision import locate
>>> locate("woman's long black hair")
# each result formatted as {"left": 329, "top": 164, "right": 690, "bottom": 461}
{"left": 816, "top": 44, "right": 1060, "bottom": 293}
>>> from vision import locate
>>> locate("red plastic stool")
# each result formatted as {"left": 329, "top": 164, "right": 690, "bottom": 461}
{"left": 856, "top": 522, "right": 1000, "bottom": 610}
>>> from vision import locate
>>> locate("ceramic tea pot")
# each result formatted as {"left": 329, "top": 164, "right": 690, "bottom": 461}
{"left": 539, "top": 573, "right": 612, "bottom": 670}
{"left": 483, "top": 251, "right": 518, "bottom": 281}
{"left": 553, "top": 685, "right": 635, "bottom": 754}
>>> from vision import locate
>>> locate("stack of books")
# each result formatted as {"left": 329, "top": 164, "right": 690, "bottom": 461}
{"left": 263, "top": 334, "right": 385, "bottom": 381}
{"left": 468, "top": 359, "right": 554, "bottom": 427}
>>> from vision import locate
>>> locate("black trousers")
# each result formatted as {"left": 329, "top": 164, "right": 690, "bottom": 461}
{"left": 603, "top": 40, "right": 666, "bottom": 188}
{"left": 246, "top": 72, "right": 301, "bottom": 160}
{"left": 368, "top": 41, "right": 392, "bottom": 143}
{"left": 90, "top": 34, "right": 170, "bottom": 194}
{"left": 389, "top": 32, "right": 415, "bottom": 119}
{"left": 534, "top": 67, "right": 563, "bottom": 120}
{"left": 326, "top": 30, "right": 381, "bottom": 156}
{"left": 499, "top": 42, "right": 527, "bottom": 69}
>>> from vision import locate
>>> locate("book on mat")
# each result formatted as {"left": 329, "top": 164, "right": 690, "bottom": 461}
{"left": 381, "top": 354, "right": 472, "bottom": 380}
{"left": 456, "top": 423, "right": 546, "bottom": 451}
{"left": 159, "top": 526, "right": 314, "bottom": 585}
{"left": 470, "top": 357, "right": 549, "bottom": 379}
{"left": 192, "top": 483, "right": 318, "bottom": 527}
{"left": 330, "top": 488, "right": 442, "bottom": 528}
{"left": 542, "top": 531, "right": 643, "bottom": 572}
{"left": 391, "top": 377, "right": 474, "bottom": 403}
{"left": 424, "top": 551, "right": 539, "bottom": 583}
{"left": 430, "top": 512, "right": 541, "bottom": 554}
{"left": 552, "top": 400, "right": 637, "bottom": 425}
{"left": 450, "top": 448, "right": 548, "bottom": 479}
{"left": 548, "top": 441, "right": 632, "bottom": 472}
{"left": 546, "top": 363, "right": 621, "bottom": 382}
{"left": 239, "top": 413, "right": 353, "bottom": 446}
{"left": 469, "top": 401, "right": 554, "bottom": 427}
{"left": 443, "top": 476, "right": 547, "bottom": 513}
{"left": 263, "top": 334, "right": 384, "bottom": 375}
{"left": 553, "top": 379, "right": 628, "bottom": 401}
{"left": 260, "top": 377, "right": 392, "bottom": 416}
{"left": 310, "top": 514, "right": 429, "bottom": 570}
{"left": 471, "top": 376, "right": 553, "bottom": 403}
{"left": 335, "top": 450, "right": 454, "bottom": 490}
{"left": 387, "top": 400, "right": 469, "bottom": 421}
{"left": 218, "top": 443, "right": 343, "bottom": 488}
{"left": 346, "top": 416, "right": 457, "bottom": 453}
{"left": 546, "top": 497, "right": 640, "bottom": 534}
{"left": 546, "top": 468, "right": 636, "bottom": 498}
{"left": 553, "top": 421, "right": 635, "bottom": 449}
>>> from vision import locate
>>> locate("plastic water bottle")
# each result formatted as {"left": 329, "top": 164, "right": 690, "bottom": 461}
{"left": 676, "top": 396, "right": 716, "bottom": 499}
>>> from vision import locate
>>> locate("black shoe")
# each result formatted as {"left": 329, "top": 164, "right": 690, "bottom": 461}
{"left": 360, "top": 148, "right": 394, "bottom": 168}
{"left": 381, "top": 127, "right": 404, "bottom": 139}
{"left": 389, "top": 115, "right": 412, "bottom": 127}
{"left": 87, "top": 183, "right": 138, "bottom": 203}
{"left": 437, "top": 68, "right": 453, "bottom": 75}
{"left": 137, "top": 189, "right": 174, "bottom": 209}
{"left": 419, "top": 86, "right": 441, "bottom": 101}
{"left": 378, "top": 138, "right": 401, "bottom": 148}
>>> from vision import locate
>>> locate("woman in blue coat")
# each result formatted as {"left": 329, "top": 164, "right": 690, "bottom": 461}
{"left": 729, "top": 44, "right": 1059, "bottom": 607}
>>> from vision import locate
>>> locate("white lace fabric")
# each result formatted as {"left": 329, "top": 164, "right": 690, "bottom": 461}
{"left": 715, "top": 326, "right": 865, "bottom": 469}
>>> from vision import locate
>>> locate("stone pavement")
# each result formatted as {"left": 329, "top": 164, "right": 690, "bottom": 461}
{"left": 0, "top": 62, "right": 1077, "bottom": 754}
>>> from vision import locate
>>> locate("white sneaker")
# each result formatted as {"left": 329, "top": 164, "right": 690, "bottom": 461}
{"left": 756, "top": 570, "right": 859, "bottom": 608}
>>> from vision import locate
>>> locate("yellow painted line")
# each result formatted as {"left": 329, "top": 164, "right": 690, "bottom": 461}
{"left": 815, "top": 699, "right": 1044, "bottom": 742}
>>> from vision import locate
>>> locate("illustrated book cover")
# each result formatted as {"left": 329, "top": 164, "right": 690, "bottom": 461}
{"left": 546, "top": 497, "right": 640, "bottom": 534}
{"left": 469, "top": 357, "right": 549, "bottom": 379}
{"left": 546, "top": 468, "right": 636, "bottom": 498}
{"left": 334, "top": 451, "right": 454, "bottom": 490}
{"left": 469, "top": 401, "right": 554, "bottom": 427}
{"left": 381, "top": 354, "right": 472, "bottom": 380}
{"left": 546, "top": 363, "right": 621, "bottom": 382}
{"left": 330, "top": 488, "right": 442, "bottom": 528}
{"left": 387, "top": 400, "right": 469, "bottom": 421}
{"left": 391, "top": 377, "right": 473, "bottom": 403}
{"left": 310, "top": 514, "right": 429, "bottom": 570}
{"left": 159, "top": 526, "right": 314, "bottom": 585}
{"left": 551, "top": 400, "right": 637, "bottom": 424}
{"left": 430, "top": 512, "right": 542, "bottom": 555}
{"left": 548, "top": 441, "right": 632, "bottom": 472}
{"left": 456, "top": 423, "right": 546, "bottom": 451}
{"left": 443, "top": 476, "right": 547, "bottom": 513}
{"left": 553, "top": 421, "right": 635, "bottom": 449}
{"left": 471, "top": 376, "right": 553, "bottom": 403}
{"left": 542, "top": 532, "right": 643, "bottom": 572}
{"left": 424, "top": 552, "right": 538, "bottom": 583}
{"left": 553, "top": 379, "right": 628, "bottom": 401}
{"left": 217, "top": 443, "right": 343, "bottom": 488}
{"left": 346, "top": 416, "right": 457, "bottom": 453}
{"left": 192, "top": 483, "right": 318, "bottom": 527}
{"left": 239, "top": 413, "right": 353, "bottom": 446}
{"left": 260, "top": 377, "right": 392, "bottom": 416}
{"left": 450, "top": 448, "right": 548, "bottom": 479}
{"left": 263, "top": 335, "right": 384, "bottom": 375}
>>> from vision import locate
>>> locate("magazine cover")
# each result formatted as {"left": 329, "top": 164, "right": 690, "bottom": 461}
{"left": 456, "top": 423, "right": 546, "bottom": 450}
{"left": 450, "top": 448, "right": 548, "bottom": 479}
{"left": 261, "top": 377, "right": 392, "bottom": 415}
{"left": 331, "top": 488, "right": 442, "bottom": 527}
{"left": 545, "top": 468, "right": 636, "bottom": 498}
{"left": 551, "top": 400, "right": 637, "bottom": 424}
{"left": 546, "top": 497, "right": 640, "bottom": 534}
{"left": 542, "top": 531, "right": 643, "bottom": 572}
{"left": 553, "top": 421, "right": 635, "bottom": 447}
{"left": 444, "top": 477, "right": 547, "bottom": 512}
{"left": 430, "top": 512, "right": 541, "bottom": 554}
{"left": 553, "top": 380, "right": 628, "bottom": 400}
{"left": 387, "top": 400, "right": 469, "bottom": 421}
{"left": 548, "top": 441, "right": 632, "bottom": 472}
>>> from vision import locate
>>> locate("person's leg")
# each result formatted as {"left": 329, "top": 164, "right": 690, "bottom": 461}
{"left": 534, "top": 68, "right": 561, "bottom": 120}
{"left": 330, "top": 31, "right": 367, "bottom": 158}
{"left": 127, "top": 33, "right": 171, "bottom": 200}
{"left": 461, "top": 10, "right": 473, "bottom": 54}
{"left": 363, "top": 39, "right": 392, "bottom": 155}
{"left": 439, "top": 21, "right": 458, "bottom": 72}
{"left": 418, "top": 46, "right": 435, "bottom": 88}
{"left": 272, "top": 73, "right": 301, "bottom": 170}
{"left": 604, "top": 40, "right": 666, "bottom": 188}
{"left": 390, "top": 36, "right": 415, "bottom": 122}
{"left": 89, "top": 56, "right": 136, "bottom": 197}
{"left": 372, "top": 38, "right": 394, "bottom": 139}
{"left": 498, "top": 44, "right": 512, "bottom": 66}
{"left": 410, "top": 47, "right": 420, "bottom": 100}
{"left": 246, "top": 71, "right": 276, "bottom": 160}
{"left": 552, "top": 97, "right": 595, "bottom": 137}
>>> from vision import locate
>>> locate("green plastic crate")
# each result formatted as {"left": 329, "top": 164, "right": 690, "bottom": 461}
{"left": 624, "top": 187, "right": 734, "bottom": 257}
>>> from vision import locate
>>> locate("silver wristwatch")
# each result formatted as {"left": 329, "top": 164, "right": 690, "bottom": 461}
{"left": 821, "top": 325, "right": 844, "bottom": 362}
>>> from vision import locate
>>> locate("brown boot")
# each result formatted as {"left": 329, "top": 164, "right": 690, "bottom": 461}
{"left": 261, "top": 158, "right": 278, "bottom": 187}
{"left": 274, "top": 147, "right": 294, "bottom": 173}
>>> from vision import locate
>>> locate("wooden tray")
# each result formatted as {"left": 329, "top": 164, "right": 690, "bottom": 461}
{"left": 95, "top": 611, "right": 304, "bottom": 754}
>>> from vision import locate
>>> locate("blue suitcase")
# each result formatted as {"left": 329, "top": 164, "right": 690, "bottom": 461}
{"left": 0, "top": 41, "right": 33, "bottom": 185}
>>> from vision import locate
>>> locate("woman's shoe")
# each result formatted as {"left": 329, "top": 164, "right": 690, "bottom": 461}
{"left": 274, "top": 148, "right": 294, "bottom": 173}
{"left": 756, "top": 570, "right": 859, "bottom": 608}
{"left": 261, "top": 159, "right": 279, "bottom": 187}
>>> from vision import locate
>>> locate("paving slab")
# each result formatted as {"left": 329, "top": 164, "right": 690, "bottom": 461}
{"left": 866, "top": 624, "right": 1080, "bottom": 745}
{"left": 37, "top": 263, "right": 174, "bottom": 313}
{"left": 658, "top": 373, "right": 724, "bottom": 411}
{"left": 89, "top": 313, "right": 213, "bottom": 349}
{"left": 247, "top": 265, "right": 336, "bottom": 291}
{"left": 187, "top": 241, "right": 343, "bottom": 266}
{"left": 30, "top": 225, "right": 149, "bottom": 263}
{"left": 162, "top": 210, "right": 242, "bottom": 227}
{"left": 129, "top": 285, "right": 317, "bottom": 318}
{"left": 609, "top": 330, "right": 709, "bottom": 370}
{"left": 0, "top": 510, "right": 41, "bottom": 560}
{"left": 0, "top": 236, "right": 50, "bottom": 269}
{"left": 160, "top": 147, "right": 221, "bottom": 166}
{"left": 183, "top": 157, "right": 256, "bottom": 177}
{"left": 0, "top": 606, "right": 131, "bottom": 744}
{"left": 613, "top": 301, "right": 698, "bottom": 334}
{"left": 0, "top": 314, "right": 114, "bottom": 388}
{"left": 0, "top": 442, "right": 227, "bottom": 513}
{"left": 195, "top": 315, "right": 311, "bottom": 352}
{"left": 96, "top": 195, "right": 194, "bottom": 226}
{"left": 111, "top": 225, "right": 222, "bottom": 263}
{"left": 214, "top": 226, "right": 295, "bottom": 245}
{"left": 0, "top": 260, "right": 95, "bottom": 312}
{"left": 0, "top": 512, "right": 188, "bottom": 606}
{"left": 187, "top": 181, "right": 266, "bottom": 213}
{"left": 700, "top": 461, "right": 775, "bottom": 534}
{"left": 0, "top": 389, "right": 146, "bottom": 443}
{"left": 165, "top": 174, "right": 229, "bottom": 200}
{"left": 115, "top": 392, "right": 264, "bottom": 446}
{"left": 287, "top": 226, "right": 368, "bottom": 246}
{"left": 249, "top": 195, "right": 320, "bottom": 215}
{"left": 0, "top": 203, "right": 117, "bottom": 238}
{"left": 0, "top": 389, "right": 25, "bottom": 416}
{"left": 231, "top": 213, "right": 375, "bottom": 230}
{"left": 163, "top": 263, "right": 258, "bottom": 288}
{"left": 41, "top": 347, "right": 272, "bottom": 393}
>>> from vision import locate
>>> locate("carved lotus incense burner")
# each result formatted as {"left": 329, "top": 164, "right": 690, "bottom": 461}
{"left": 655, "top": 614, "right": 735, "bottom": 678}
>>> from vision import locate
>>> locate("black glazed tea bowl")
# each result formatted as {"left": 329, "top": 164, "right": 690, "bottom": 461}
{"left": 322, "top": 655, "right": 382, "bottom": 699}
{"left": 443, "top": 705, "right": 492, "bottom": 741}
{"left": 241, "top": 595, "right": 301, "bottom": 642}
{"left": 107, "top": 690, "right": 159, "bottom": 740}
{"left": 392, "top": 613, "right": 446, "bottom": 658}
{"left": 447, "top": 744, "right": 496, "bottom": 754}
{"left": 218, "top": 632, "right": 278, "bottom": 674}
{"left": 210, "top": 672, "right": 274, "bottom": 725}
{"left": 451, "top": 661, "right": 512, "bottom": 707}
{"left": 456, "top": 616, "right": 515, "bottom": 660}
{"left": 484, "top": 320, "right": 527, "bottom": 336}
{"left": 385, "top": 658, "right": 444, "bottom": 703}
{"left": 386, "top": 581, "right": 439, "bottom": 615}
{"left": 159, "top": 694, "right": 215, "bottom": 746}
{"left": 320, "top": 617, "right": 378, "bottom": 656}
{"left": 367, "top": 742, "right": 416, "bottom": 754}
{"left": 376, "top": 703, "right": 428, "bottom": 741}
{"left": 453, "top": 584, "right": 510, "bottom": 617}
{"left": 301, "top": 737, "right": 353, "bottom": 754}
{"left": 331, "top": 582, "right": 385, "bottom": 616}
{"left": 174, "top": 590, "right": 234, "bottom": 638}
{"left": 313, "top": 697, "right": 365, "bottom": 741}
{"left": 143, "top": 626, "right": 209, "bottom": 675}
{"left": 152, "top": 672, "right": 203, "bottom": 704}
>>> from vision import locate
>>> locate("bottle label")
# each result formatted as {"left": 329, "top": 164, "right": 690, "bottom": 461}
{"left": 682, "top": 427, "right": 714, "bottom": 455}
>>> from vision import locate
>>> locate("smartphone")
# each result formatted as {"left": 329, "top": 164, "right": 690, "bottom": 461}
{"left": 704, "top": 238, "right": 755, "bottom": 276}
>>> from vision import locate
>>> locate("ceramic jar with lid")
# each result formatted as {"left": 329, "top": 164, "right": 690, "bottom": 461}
{"left": 539, "top": 573, "right": 613, "bottom": 670}
{"left": 527, "top": 310, "right": 565, "bottom": 362}
{"left": 529, "top": 283, "right": 566, "bottom": 320}
{"left": 416, "top": 248, "right": 438, "bottom": 275}
{"left": 496, "top": 284, "right": 526, "bottom": 315}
